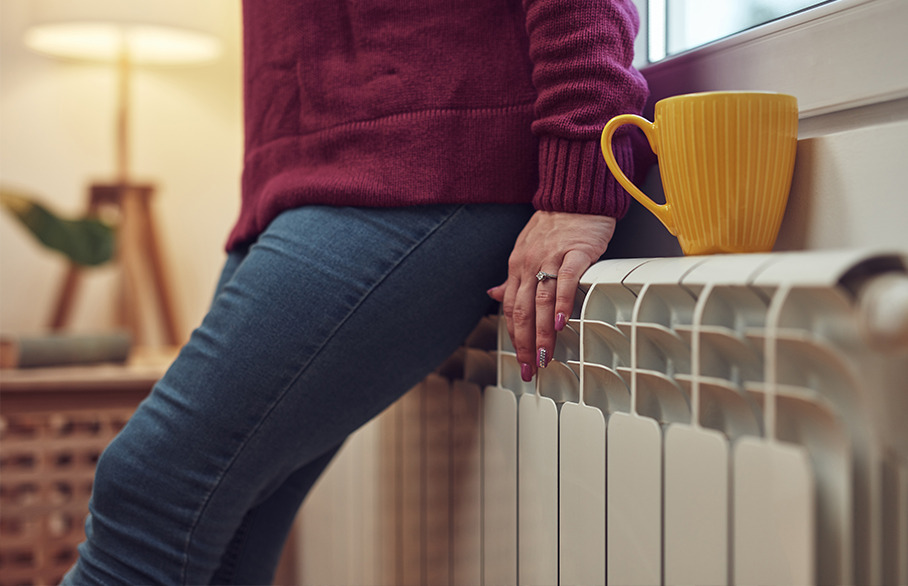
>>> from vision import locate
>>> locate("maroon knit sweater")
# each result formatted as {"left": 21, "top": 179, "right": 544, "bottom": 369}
{"left": 227, "top": 0, "right": 648, "bottom": 250}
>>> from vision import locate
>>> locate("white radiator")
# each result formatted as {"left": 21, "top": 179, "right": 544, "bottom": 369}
{"left": 297, "top": 250, "right": 908, "bottom": 586}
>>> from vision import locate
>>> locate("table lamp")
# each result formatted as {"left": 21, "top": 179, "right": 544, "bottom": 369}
{"left": 23, "top": 0, "right": 224, "bottom": 347}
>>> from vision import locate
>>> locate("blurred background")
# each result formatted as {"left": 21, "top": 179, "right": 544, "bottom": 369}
{"left": 0, "top": 0, "right": 243, "bottom": 344}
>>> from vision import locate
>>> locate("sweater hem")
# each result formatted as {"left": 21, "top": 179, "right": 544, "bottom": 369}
{"left": 228, "top": 103, "right": 540, "bottom": 250}
{"left": 243, "top": 102, "right": 537, "bottom": 160}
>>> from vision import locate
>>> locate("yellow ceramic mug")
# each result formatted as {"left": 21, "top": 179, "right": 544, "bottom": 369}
{"left": 601, "top": 91, "right": 798, "bottom": 255}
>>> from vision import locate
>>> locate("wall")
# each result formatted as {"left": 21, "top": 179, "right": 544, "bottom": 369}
{"left": 0, "top": 0, "right": 243, "bottom": 342}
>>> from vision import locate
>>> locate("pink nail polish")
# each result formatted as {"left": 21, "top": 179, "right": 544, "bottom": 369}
{"left": 538, "top": 347, "right": 548, "bottom": 368}
{"left": 520, "top": 362, "right": 533, "bottom": 382}
{"left": 554, "top": 312, "right": 567, "bottom": 331}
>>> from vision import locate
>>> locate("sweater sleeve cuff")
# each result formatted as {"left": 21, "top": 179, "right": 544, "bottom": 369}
{"left": 532, "top": 134, "right": 635, "bottom": 219}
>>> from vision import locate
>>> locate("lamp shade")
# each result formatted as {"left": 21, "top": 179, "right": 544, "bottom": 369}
{"left": 23, "top": 0, "right": 224, "bottom": 65}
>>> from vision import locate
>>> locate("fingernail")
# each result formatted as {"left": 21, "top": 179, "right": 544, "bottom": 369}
{"left": 554, "top": 312, "right": 567, "bottom": 331}
{"left": 538, "top": 347, "right": 548, "bottom": 368}
{"left": 520, "top": 362, "right": 533, "bottom": 382}
{"left": 486, "top": 287, "right": 496, "bottom": 297}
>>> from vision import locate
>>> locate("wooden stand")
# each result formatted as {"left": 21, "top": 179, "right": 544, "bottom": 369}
{"left": 50, "top": 182, "right": 181, "bottom": 347}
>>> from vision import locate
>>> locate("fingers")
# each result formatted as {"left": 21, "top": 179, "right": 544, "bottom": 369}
{"left": 553, "top": 250, "right": 589, "bottom": 329}
{"left": 495, "top": 211, "right": 617, "bottom": 383}
{"left": 505, "top": 269, "right": 560, "bottom": 382}
{"left": 497, "top": 257, "right": 588, "bottom": 382}
{"left": 534, "top": 272, "right": 558, "bottom": 371}
{"left": 535, "top": 251, "right": 592, "bottom": 374}
{"left": 510, "top": 271, "right": 539, "bottom": 382}
{"left": 500, "top": 268, "right": 524, "bottom": 377}
{"left": 486, "top": 283, "right": 506, "bottom": 303}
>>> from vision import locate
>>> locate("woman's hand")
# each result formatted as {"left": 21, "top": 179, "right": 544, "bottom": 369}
{"left": 488, "top": 211, "right": 616, "bottom": 381}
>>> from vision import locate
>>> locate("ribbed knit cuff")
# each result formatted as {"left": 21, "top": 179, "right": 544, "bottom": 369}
{"left": 532, "top": 134, "right": 635, "bottom": 219}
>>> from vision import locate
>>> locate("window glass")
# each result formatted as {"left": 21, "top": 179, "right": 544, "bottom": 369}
{"left": 648, "top": 0, "right": 832, "bottom": 62}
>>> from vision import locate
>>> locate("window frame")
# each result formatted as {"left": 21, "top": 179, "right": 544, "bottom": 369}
{"left": 631, "top": 0, "right": 908, "bottom": 120}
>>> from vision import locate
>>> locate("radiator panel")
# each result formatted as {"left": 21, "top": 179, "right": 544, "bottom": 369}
{"left": 481, "top": 385, "right": 519, "bottom": 585}
{"left": 559, "top": 402, "right": 606, "bottom": 586}
{"left": 517, "top": 391, "right": 559, "bottom": 586}
{"left": 663, "top": 424, "right": 728, "bottom": 585}
{"left": 297, "top": 251, "right": 908, "bottom": 585}
{"left": 606, "top": 411, "right": 662, "bottom": 586}
{"left": 733, "top": 438, "right": 814, "bottom": 585}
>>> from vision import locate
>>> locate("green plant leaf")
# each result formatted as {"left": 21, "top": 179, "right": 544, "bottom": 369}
{"left": 1, "top": 188, "right": 116, "bottom": 266}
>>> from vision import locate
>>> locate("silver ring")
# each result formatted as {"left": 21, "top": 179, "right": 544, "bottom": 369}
{"left": 536, "top": 271, "right": 558, "bottom": 282}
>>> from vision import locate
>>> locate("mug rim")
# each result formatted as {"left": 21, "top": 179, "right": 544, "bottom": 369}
{"left": 658, "top": 90, "right": 797, "bottom": 104}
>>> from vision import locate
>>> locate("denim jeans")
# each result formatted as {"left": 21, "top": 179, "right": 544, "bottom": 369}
{"left": 63, "top": 203, "right": 532, "bottom": 585}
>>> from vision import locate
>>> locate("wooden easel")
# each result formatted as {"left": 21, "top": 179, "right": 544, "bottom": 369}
{"left": 50, "top": 182, "right": 181, "bottom": 347}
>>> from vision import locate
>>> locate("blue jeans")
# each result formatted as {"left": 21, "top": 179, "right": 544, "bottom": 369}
{"left": 63, "top": 203, "right": 532, "bottom": 585}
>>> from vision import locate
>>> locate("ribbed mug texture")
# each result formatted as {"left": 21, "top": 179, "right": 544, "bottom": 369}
{"left": 602, "top": 92, "right": 798, "bottom": 255}
{"left": 658, "top": 93, "right": 798, "bottom": 254}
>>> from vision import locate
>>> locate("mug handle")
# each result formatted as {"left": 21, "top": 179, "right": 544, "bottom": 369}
{"left": 600, "top": 114, "right": 676, "bottom": 235}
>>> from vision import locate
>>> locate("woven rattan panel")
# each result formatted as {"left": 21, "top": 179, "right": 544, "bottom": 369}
{"left": 0, "top": 409, "right": 132, "bottom": 586}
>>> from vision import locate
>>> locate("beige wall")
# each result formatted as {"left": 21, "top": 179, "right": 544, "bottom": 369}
{"left": 0, "top": 0, "right": 243, "bottom": 342}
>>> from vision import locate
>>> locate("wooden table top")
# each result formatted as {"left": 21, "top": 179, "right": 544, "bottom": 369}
{"left": 0, "top": 347, "right": 178, "bottom": 411}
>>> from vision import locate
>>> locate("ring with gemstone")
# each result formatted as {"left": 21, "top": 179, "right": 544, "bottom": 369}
{"left": 536, "top": 271, "right": 558, "bottom": 282}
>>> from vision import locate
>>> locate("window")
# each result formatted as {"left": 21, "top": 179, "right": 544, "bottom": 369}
{"left": 628, "top": 0, "right": 905, "bottom": 122}
{"left": 648, "top": 0, "right": 832, "bottom": 62}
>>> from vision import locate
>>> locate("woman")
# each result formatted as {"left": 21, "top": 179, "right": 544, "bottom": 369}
{"left": 64, "top": 0, "right": 647, "bottom": 583}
